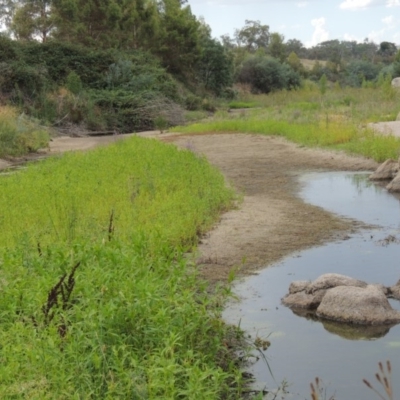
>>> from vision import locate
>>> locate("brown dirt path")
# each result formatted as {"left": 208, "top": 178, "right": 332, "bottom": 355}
{"left": 0, "top": 132, "right": 379, "bottom": 283}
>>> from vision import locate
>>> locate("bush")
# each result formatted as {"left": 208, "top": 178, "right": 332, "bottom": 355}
{"left": 88, "top": 90, "right": 184, "bottom": 132}
{"left": 343, "top": 60, "right": 381, "bottom": 87}
{"left": 185, "top": 94, "right": 202, "bottom": 110}
{"left": 0, "top": 107, "right": 49, "bottom": 156}
{"left": 237, "top": 55, "right": 301, "bottom": 93}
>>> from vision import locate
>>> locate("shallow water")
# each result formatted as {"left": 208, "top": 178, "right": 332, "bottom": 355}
{"left": 223, "top": 172, "right": 400, "bottom": 399}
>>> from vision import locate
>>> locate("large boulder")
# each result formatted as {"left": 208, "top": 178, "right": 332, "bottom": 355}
{"left": 316, "top": 285, "right": 400, "bottom": 325}
{"left": 369, "top": 159, "right": 399, "bottom": 181}
{"left": 305, "top": 273, "right": 367, "bottom": 294}
{"left": 282, "top": 273, "right": 367, "bottom": 310}
{"left": 387, "top": 170, "right": 400, "bottom": 192}
{"left": 282, "top": 274, "right": 400, "bottom": 327}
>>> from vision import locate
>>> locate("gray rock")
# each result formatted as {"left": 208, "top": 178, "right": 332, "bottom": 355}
{"left": 288, "top": 280, "right": 310, "bottom": 294}
{"left": 370, "top": 283, "right": 389, "bottom": 295}
{"left": 282, "top": 289, "right": 327, "bottom": 310}
{"left": 369, "top": 159, "right": 399, "bottom": 181}
{"left": 392, "top": 77, "right": 400, "bottom": 88}
{"left": 387, "top": 171, "right": 400, "bottom": 192}
{"left": 305, "top": 273, "right": 367, "bottom": 294}
{"left": 388, "top": 279, "right": 400, "bottom": 300}
{"left": 316, "top": 285, "right": 400, "bottom": 325}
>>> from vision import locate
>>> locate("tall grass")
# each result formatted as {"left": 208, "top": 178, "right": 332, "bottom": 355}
{"left": 0, "top": 136, "right": 243, "bottom": 398}
{"left": 0, "top": 136, "right": 233, "bottom": 249}
{"left": 174, "top": 85, "right": 400, "bottom": 162}
{"left": 0, "top": 106, "right": 49, "bottom": 157}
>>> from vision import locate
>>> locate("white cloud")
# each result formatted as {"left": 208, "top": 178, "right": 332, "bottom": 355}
{"left": 306, "top": 17, "right": 329, "bottom": 47}
{"left": 339, "top": 0, "right": 373, "bottom": 9}
{"left": 382, "top": 15, "right": 394, "bottom": 25}
{"left": 386, "top": 0, "right": 400, "bottom": 6}
{"left": 297, "top": 1, "right": 309, "bottom": 7}
{"left": 367, "top": 29, "right": 386, "bottom": 42}
{"left": 343, "top": 33, "right": 362, "bottom": 41}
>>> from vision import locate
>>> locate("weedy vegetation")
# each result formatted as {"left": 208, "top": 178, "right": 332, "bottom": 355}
{"left": 0, "top": 106, "right": 49, "bottom": 157}
{"left": 174, "top": 83, "right": 400, "bottom": 163}
{"left": 0, "top": 136, "right": 249, "bottom": 398}
{"left": 363, "top": 361, "right": 393, "bottom": 400}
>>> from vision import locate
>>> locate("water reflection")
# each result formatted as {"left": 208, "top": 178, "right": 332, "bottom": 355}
{"left": 223, "top": 172, "right": 400, "bottom": 399}
{"left": 299, "top": 172, "right": 400, "bottom": 228}
{"left": 290, "top": 308, "right": 394, "bottom": 340}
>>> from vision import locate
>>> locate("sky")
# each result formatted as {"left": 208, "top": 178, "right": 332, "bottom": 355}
{"left": 187, "top": 0, "right": 400, "bottom": 47}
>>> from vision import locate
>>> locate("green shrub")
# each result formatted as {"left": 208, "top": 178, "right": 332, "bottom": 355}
{"left": 65, "top": 71, "right": 83, "bottom": 95}
{"left": 185, "top": 94, "right": 202, "bottom": 110}
{"left": 237, "top": 55, "right": 301, "bottom": 94}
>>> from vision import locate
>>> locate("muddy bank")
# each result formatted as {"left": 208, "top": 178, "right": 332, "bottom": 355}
{"left": 163, "top": 134, "right": 378, "bottom": 282}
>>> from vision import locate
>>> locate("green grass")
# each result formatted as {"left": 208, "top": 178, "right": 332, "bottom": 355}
{"left": 0, "top": 136, "right": 244, "bottom": 399}
{"left": 0, "top": 137, "right": 233, "bottom": 249}
{"left": 228, "top": 101, "right": 259, "bottom": 109}
{"left": 176, "top": 85, "right": 400, "bottom": 163}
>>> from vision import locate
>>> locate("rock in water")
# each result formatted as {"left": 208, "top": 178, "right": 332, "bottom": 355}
{"left": 316, "top": 285, "right": 400, "bottom": 325}
{"left": 369, "top": 159, "right": 399, "bottom": 181}
{"left": 387, "top": 170, "right": 400, "bottom": 192}
{"left": 305, "top": 273, "right": 367, "bottom": 294}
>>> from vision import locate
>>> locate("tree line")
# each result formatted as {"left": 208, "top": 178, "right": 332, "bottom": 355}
{"left": 221, "top": 20, "right": 400, "bottom": 91}
{"left": 0, "top": 4, "right": 399, "bottom": 132}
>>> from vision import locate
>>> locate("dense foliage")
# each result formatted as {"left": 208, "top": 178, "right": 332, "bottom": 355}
{"left": 237, "top": 55, "right": 301, "bottom": 93}
{"left": 0, "top": 0, "right": 235, "bottom": 133}
{"left": 1, "top": 5, "right": 398, "bottom": 134}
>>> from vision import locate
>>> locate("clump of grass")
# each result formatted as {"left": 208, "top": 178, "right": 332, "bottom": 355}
{"left": 363, "top": 361, "right": 393, "bottom": 400}
{"left": 0, "top": 107, "right": 49, "bottom": 157}
{"left": 310, "top": 377, "right": 335, "bottom": 400}
{"left": 228, "top": 101, "right": 259, "bottom": 109}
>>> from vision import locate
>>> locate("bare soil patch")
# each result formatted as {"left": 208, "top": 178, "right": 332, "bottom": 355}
{"left": 162, "top": 133, "right": 378, "bottom": 282}
{"left": 0, "top": 132, "right": 378, "bottom": 284}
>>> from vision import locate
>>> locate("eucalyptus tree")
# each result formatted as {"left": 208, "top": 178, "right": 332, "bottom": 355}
{"left": 268, "top": 32, "right": 285, "bottom": 62}
{"left": 11, "top": 0, "right": 54, "bottom": 41}
{"left": 152, "top": 0, "right": 202, "bottom": 76}
{"left": 0, "top": 0, "right": 54, "bottom": 41}
{"left": 0, "top": 0, "right": 15, "bottom": 28}
{"left": 234, "top": 20, "right": 270, "bottom": 52}
{"left": 51, "top": 0, "right": 159, "bottom": 49}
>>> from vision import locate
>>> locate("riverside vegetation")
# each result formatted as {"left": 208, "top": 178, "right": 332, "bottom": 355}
{"left": 174, "top": 80, "right": 400, "bottom": 163}
{"left": 0, "top": 136, "right": 251, "bottom": 398}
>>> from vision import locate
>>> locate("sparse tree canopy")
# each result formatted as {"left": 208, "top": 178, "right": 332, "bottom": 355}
{"left": 268, "top": 32, "right": 285, "bottom": 62}
{"left": 11, "top": 0, "right": 53, "bottom": 42}
{"left": 234, "top": 20, "right": 270, "bottom": 52}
